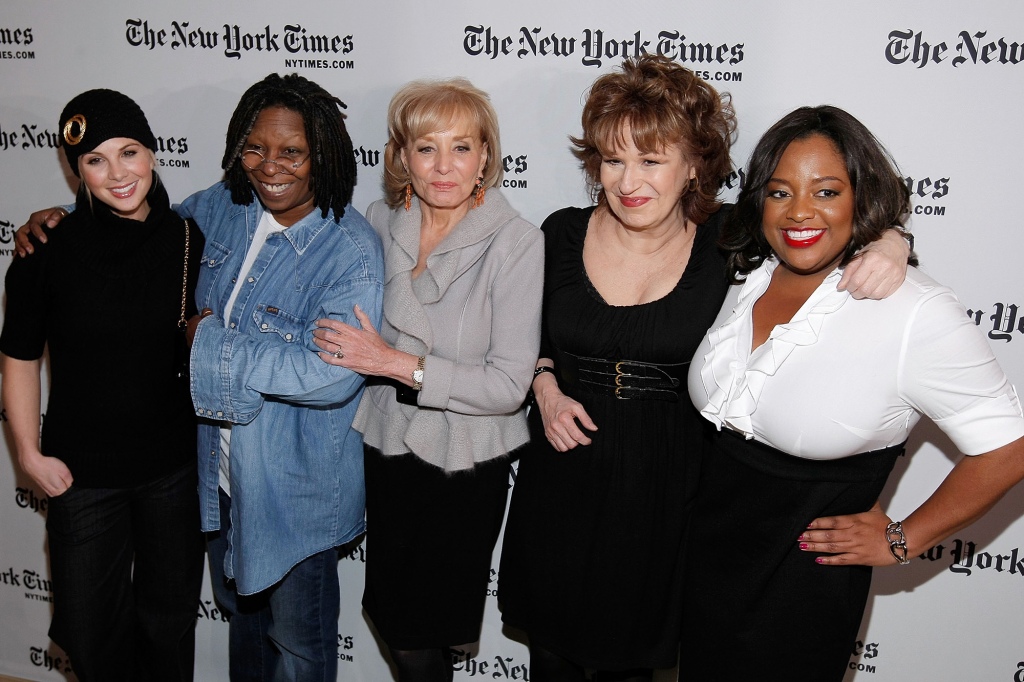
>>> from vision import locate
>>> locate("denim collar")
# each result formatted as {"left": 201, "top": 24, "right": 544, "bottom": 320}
{"left": 243, "top": 195, "right": 342, "bottom": 256}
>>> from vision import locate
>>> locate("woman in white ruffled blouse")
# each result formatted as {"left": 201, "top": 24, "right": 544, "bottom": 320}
{"left": 683, "top": 105, "right": 1024, "bottom": 681}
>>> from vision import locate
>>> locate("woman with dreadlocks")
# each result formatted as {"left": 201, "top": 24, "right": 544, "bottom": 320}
{"left": 178, "top": 73, "right": 384, "bottom": 681}
{"left": 10, "top": 73, "right": 384, "bottom": 681}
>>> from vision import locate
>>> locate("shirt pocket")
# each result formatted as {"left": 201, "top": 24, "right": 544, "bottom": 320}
{"left": 201, "top": 240, "right": 232, "bottom": 270}
{"left": 196, "top": 240, "right": 233, "bottom": 308}
{"left": 252, "top": 304, "right": 304, "bottom": 343}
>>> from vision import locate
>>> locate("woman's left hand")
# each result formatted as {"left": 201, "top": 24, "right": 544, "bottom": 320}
{"left": 799, "top": 501, "right": 899, "bottom": 567}
{"left": 837, "top": 229, "right": 910, "bottom": 300}
{"left": 313, "top": 304, "right": 393, "bottom": 376}
{"left": 186, "top": 308, "right": 214, "bottom": 346}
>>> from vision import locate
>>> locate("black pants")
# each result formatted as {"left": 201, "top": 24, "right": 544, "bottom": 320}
{"left": 46, "top": 463, "right": 205, "bottom": 682}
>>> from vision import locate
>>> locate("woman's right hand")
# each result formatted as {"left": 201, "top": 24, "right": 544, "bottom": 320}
{"left": 533, "top": 372, "right": 598, "bottom": 451}
{"left": 15, "top": 207, "right": 68, "bottom": 257}
{"left": 19, "top": 450, "right": 73, "bottom": 497}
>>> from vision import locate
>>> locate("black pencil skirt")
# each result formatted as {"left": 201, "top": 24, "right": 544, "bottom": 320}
{"left": 362, "top": 446, "right": 512, "bottom": 650}
{"left": 680, "top": 430, "right": 903, "bottom": 682}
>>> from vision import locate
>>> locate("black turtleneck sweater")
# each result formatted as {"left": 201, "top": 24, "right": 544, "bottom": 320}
{"left": 1, "top": 181, "right": 205, "bottom": 488}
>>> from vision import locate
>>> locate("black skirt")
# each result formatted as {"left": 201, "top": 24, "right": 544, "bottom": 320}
{"left": 680, "top": 429, "right": 903, "bottom": 682}
{"left": 362, "top": 446, "right": 511, "bottom": 649}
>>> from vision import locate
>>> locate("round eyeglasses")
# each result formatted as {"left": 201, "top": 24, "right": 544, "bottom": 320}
{"left": 240, "top": 149, "right": 309, "bottom": 175}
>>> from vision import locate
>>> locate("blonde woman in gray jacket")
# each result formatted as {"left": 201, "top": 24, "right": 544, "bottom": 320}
{"left": 312, "top": 78, "right": 543, "bottom": 682}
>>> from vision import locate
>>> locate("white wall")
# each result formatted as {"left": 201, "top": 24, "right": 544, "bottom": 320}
{"left": 1, "top": 1, "right": 1022, "bottom": 679}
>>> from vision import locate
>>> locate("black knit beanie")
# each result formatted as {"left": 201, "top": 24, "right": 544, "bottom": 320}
{"left": 59, "top": 89, "right": 157, "bottom": 176}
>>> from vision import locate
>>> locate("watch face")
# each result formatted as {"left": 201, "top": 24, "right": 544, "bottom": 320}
{"left": 413, "top": 369, "right": 424, "bottom": 383}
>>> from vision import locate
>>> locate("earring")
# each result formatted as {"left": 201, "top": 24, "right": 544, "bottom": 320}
{"left": 687, "top": 176, "right": 699, "bottom": 193}
{"left": 404, "top": 183, "right": 413, "bottom": 211}
{"left": 473, "top": 176, "right": 486, "bottom": 208}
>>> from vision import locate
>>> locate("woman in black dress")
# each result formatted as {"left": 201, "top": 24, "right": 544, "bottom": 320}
{"left": 499, "top": 56, "right": 910, "bottom": 682}
{"left": 498, "top": 54, "right": 735, "bottom": 681}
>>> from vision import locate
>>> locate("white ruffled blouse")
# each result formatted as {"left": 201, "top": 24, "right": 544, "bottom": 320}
{"left": 687, "top": 258, "right": 1024, "bottom": 460}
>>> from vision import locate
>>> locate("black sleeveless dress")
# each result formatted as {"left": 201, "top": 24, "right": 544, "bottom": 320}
{"left": 499, "top": 205, "right": 729, "bottom": 670}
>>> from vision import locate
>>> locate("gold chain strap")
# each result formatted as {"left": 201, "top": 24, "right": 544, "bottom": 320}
{"left": 177, "top": 219, "right": 191, "bottom": 328}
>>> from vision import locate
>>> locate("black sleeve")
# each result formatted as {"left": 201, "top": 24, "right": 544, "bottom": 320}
{"left": 537, "top": 208, "right": 574, "bottom": 362}
{"left": 0, "top": 237, "right": 49, "bottom": 361}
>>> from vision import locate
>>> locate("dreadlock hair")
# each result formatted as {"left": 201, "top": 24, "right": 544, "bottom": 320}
{"left": 221, "top": 73, "right": 356, "bottom": 221}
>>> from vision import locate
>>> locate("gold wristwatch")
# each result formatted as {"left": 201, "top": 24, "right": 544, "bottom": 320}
{"left": 412, "top": 356, "right": 425, "bottom": 391}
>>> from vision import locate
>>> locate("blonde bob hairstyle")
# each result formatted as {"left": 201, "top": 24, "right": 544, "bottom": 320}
{"left": 382, "top": 78, "right": 504, "bottom": 209}
{"left": 572, "top": 55, "right": 736, "bottom": 226}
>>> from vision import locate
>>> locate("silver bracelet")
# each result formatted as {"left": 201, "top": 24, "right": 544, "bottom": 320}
{"left": 885, "top": 521, "right": 911, "bottom": 565}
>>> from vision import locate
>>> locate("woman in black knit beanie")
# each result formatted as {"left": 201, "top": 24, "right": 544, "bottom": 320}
{"left": 0, "top": 88, "right": 205, "bottom": 682}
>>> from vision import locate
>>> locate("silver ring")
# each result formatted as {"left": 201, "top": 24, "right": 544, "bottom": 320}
{"left": 333, "top": 349, "right": 344, "bottom": 359}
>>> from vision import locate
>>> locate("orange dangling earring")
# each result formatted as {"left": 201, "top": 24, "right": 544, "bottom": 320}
{"left": 473, "top": 176, "right": 486, "bottom": 208}
{"left": 404, "top": 183, "right": 413, "bottom": 211}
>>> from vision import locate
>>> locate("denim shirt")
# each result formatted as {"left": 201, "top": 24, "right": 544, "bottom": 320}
{"left": 181, "top": 182, "right": 384, "bottom": 595}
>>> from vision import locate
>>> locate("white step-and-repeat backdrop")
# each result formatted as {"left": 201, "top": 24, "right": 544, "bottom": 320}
{"left": 1, "top": 1, "right": 1022, "bottom": 680}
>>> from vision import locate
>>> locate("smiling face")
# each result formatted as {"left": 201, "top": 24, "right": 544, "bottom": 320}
{"left": 600, "top": 123, "right": 696, "bottom": 234}
{"left": 241, "top": 106, "right": 315, "bottom": 227}
{"left": 400, "top": 115, "right": 487, "bottom": 218}
{"left": 762, "top": 134, "right": 855, "bottom": 277}
{"left": 78, "top": 137, "right": 155, "bottom": 221}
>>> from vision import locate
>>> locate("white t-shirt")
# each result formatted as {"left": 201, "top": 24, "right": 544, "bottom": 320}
{"left": 219, "top": 211, "right": 285, "bottom": 493}
{"left": 688, "top": 259, "right": 1024, "bottom": 460}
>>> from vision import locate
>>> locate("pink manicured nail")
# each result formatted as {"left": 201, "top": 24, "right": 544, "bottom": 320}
{"left": 815, "top": 557, "right": 824, "bottom": 564}
{"left": 799, "top": 543, "right": 809, "bottom": 550}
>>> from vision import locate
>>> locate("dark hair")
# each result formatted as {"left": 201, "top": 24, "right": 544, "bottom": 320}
{"left": 221, "top": 73, "right": 356, "bottom": 221}
{"left": 571, "top": 55, "right": 736, "bottom": 225}
{"left": 722, "top": 105, "right": 913, "bottom": 281}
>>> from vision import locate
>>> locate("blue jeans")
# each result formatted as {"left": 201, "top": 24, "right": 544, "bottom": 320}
{"left": 46, "top": 463, "right": 204, "bottom": 682}
{"left": 207, "top": 488, "right": 341, "bottom": 682}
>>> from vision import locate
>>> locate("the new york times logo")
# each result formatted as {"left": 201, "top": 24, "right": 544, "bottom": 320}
{"left": 919, "top": 537, "right": 1024, "bottom": 578}
{"left": 849, "top": 640, "right": 880, "bottom": 675}
{"left": 451, "top": 649, "right": 530, "bottom": 679}
{"left": 905, "top": 173, "right": 949, "bottom": 217}
{"left": 353, "top": 145, "right": 381, "bottom": 170}
{"left": 0, "top": 27, "right": 33, "bottom": 46}
{"left": 1, "top": 567, "right": 53, "bottom": 602}
{"left": 0, "top": 218, "right": 17, "bottom": 256}
{"left": 0, "top": 120, "right": 187, "bottom": 160}
{"left": 502, "top": 153, "right": 528, "bottom": 190}
{"left": 0, "top": 123, "right": 59, "bottom": 151}
{"left": 15, "top": 486, "right": 48, "bottom": 514}
{"left": 338, "top": 634, "right": 355, "bottom": 662}
{"left": 0, "top": 27, "right": 35, "bottom": 60}
{"left": 966, "top": 302, "right": 1024, "bottom": 343}
{"left": 125, "top": 19, "right": 353, "bottom": 60}
{"left": 464, "top": 26, "right": 743, "bottom": 69}
{"left": 886, "top": 29, "right": 1023, "bottom": 68}
{"left": 30, "top": 645, "right": 73, "bottom": 676}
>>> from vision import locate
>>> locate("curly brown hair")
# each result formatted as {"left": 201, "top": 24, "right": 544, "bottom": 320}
{"left": 571, "top": 55, "right": 736, "bottom": 225}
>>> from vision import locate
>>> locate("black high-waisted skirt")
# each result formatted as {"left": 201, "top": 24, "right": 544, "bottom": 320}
{"left": 680, "top": 429, "right": 903, "bottom": 682}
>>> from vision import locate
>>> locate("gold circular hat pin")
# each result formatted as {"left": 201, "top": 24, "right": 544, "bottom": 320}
{"left": 63, "top": 114, "right": 87, "bottom": 145}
